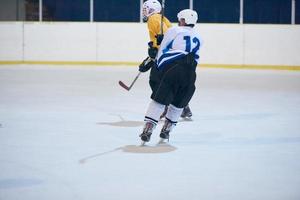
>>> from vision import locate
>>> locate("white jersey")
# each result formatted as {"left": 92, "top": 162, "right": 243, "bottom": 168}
{"left": 156, "top": 26, "right": 202, "bottom": 69}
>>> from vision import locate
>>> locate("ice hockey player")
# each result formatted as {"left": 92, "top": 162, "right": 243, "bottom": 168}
{"left": 138, "top": 0, "right": 193, "bottom": 119}
{"left": 139, "top": 9, "right": 202, "bottom": 144}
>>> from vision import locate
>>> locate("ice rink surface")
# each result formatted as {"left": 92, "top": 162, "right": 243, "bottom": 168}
{"left": 0, "top": 65, "right": 300, "bottom": 200}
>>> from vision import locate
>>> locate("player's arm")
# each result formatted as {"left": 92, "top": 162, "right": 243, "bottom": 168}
{"left": 146, "top": 21, "right": 160, "bottom": 58}
{"left": 155, "top": 17, "right": 172, "bottom": 45}
{"left": 147, "top": 16, "right": 161, "bottom": 48}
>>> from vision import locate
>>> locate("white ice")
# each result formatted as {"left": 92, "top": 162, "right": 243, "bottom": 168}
{"left": 0, "top": 65, "right": 300, "bottom": 200}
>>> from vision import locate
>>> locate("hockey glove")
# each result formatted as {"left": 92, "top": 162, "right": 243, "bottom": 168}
{"left": 148, "top": 42, "right": 158, "bottom": 59}
{"left": 155, "top": 34, "right": 164, "bottom": 46}
{"left": 139, "top": 57, "right": 155, "bottom": 72}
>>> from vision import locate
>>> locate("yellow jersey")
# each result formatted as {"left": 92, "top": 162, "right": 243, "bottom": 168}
{"left": 147, "top": 13, "right": 172, "bottom": 48}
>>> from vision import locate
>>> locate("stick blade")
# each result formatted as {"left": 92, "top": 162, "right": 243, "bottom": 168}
{"left": 118, "top": 81, "right": 130, "bottom": 91}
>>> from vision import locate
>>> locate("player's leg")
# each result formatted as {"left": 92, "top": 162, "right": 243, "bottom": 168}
{"left": 176, "top": 68, "right": 196, "bottom": 119}
{"left": 140, "top": 100, "right": 165, "bottom": 143}
{"left": 151, "top": 64, "right": 178, "bottom": 120}
{"left": 160, "top": 65, "right": 196, "bottom": 141}
{"left": 181, "top": 104, "right": 193, "bottom": 118}
{"left": 149, "top": 65, "right": 161, "bottom": 93}
{"left": 146, "top": 63, "right": 182, "bottom": 142}
{"left": 160, "top": 104, "right": 183, "bottom": 141}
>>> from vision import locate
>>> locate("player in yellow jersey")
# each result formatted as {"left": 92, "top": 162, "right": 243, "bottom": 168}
{"left": 139, "top": 0, "right": 193, "bottom": 119}
{"left": 143, "top": 0, "right": 171, "bottom": 48}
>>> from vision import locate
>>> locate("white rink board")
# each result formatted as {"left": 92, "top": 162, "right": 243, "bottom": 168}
{"left": 96, "top": 23, "right": 149, "bottom": 62}
{"left": 0, "top": 22, "right": 23, "bottom": 61}
{"left": 0, "top": 22, "right": 300, "bottom": 66}
{"left": 24, "top": 22, "right": 97, "bottom": 61}
{"left": 244, "top": 25, "right": 300, "bottom": 66}
{"left": 197, "top": 24, "right": 244, "bottom": 65}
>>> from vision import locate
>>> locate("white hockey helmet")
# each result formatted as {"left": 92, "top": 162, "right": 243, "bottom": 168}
{"left": 142, "top": 0, "right": 162, "bottom": 18}
{"left": 177, "top": 9, "right": 198, "bottom": 25}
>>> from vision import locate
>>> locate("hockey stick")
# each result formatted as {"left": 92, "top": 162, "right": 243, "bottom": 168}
{"left": 155, "top": 0, "right": 165, "bottom": 45}
{"left": 161, "top": 0, "right": 165, "bottom": 34}
{"left": 118, "top": 72, "right": 142, "bottom": 91}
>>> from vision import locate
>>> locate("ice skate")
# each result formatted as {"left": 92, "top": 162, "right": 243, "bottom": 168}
{"left": 159, "top": 119, "right": 176, "bottom": 143}
{"left": 139, "top": 121, "right": 156, "bottom": 145}
{"left": 181, "top": 105, "right": 192, "bottom": 119}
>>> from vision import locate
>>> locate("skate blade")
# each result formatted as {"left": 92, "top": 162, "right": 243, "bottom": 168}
{"left": 181, "top": 117, "right": 193, "bottom": 121}
{"left": 140, "top": 141, "right": 147, "bottom": 146}
{"left": 157, "top": 138, "right": 168, "bottom": 145}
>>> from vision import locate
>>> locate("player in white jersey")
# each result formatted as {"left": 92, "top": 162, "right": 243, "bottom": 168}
{"left": 139, "top": 9, "right": 202, "bottom": 144}
{"left": 138, "top": 0, "right": 193, "bottom": 119}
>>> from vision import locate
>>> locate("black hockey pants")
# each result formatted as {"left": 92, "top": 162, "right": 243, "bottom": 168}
{"left": 149, "top": 54, "right": 197, "bottom": 108}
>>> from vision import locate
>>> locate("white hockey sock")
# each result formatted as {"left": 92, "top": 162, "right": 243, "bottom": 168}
{"left": 144, "top": 100, "right": 165, "bottom": 123}
{"left": 165, "top": 104, "right": 184, "bottom": 123}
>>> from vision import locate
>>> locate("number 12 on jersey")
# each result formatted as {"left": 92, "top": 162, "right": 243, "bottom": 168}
{"left": 183, "top": 36, "right": 200, "bottom": 59}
